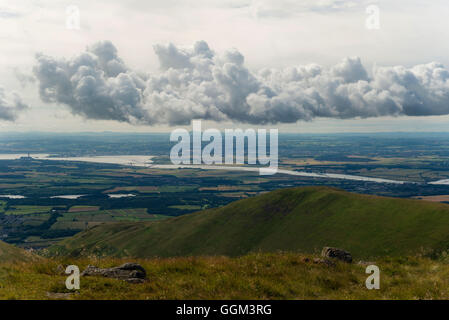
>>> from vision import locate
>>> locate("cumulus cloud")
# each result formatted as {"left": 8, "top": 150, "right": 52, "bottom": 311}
{"left": 33, "top": 41, "right": 148, "bottom": 123}
{"left": 33, "top": 40, "right": 449, "bottom": 125}
{"left": 0, "top": 87, "right": 28, "bottom": 121}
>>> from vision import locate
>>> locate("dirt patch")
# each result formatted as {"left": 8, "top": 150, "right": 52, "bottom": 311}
{"left": 68, "top": 206, "right": 100, "bottom": 212}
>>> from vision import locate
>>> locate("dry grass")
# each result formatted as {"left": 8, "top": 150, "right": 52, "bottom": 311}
{"left": 413, "top": 195, "right": 449, "bottom": 203}
{"left": 1, "top": 252, "right": 449, "bottom": 300}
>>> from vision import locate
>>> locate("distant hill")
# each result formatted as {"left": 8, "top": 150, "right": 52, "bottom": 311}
{"left": 0, "top": 241, "right": 37, "bottom": 262}
{"left": 49, "top": 186, "right": 449, "bottom": 259}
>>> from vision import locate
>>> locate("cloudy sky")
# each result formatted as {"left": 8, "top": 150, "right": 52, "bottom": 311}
{"left": 1, "top": 0, "right": 449, "bottom": 132}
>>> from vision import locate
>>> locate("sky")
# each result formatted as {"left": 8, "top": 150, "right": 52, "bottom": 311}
{"left": 1, "top": 0, "right": 449, "bottom": 133}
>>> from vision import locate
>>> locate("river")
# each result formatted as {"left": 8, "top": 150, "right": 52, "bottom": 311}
{"left": 0, "top": 153, "right": 430, "bottom": 185}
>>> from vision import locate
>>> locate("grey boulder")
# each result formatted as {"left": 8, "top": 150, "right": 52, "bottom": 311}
{"left": 321, "top": 247, "right": 352, "bottom": 263}
{"left": 81, "top": 263, "right": 147, "bottom": 283}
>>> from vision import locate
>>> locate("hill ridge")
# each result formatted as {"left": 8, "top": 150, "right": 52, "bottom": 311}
{"left": 49, "top": 186, "right": 449, "bottom": 259}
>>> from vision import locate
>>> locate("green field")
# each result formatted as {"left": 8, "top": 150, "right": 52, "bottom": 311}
{"left": 49, "top": 186, "right": 449, "bottom": 259}
{"left": 51, "top": 208, "right": 171, "bottom": 230}
{"left": 5, "top": 206, "right": 53, "bottom": 215}
{"left": 168, "top": 205, "right": 203, "bottom": 210}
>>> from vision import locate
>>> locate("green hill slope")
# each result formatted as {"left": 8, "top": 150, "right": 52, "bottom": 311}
{"left": 0, "top": 241, "right": 37, "bottom": 262}
{"left": 50, "top": 186, "right": 449, "bottom": 259}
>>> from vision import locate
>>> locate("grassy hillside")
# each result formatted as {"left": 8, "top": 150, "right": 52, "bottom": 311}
{"left": 49, "top": 186, "right": 449, "bottom": 259}
{"left": 0, "top": 240, "right": 38, "bottom": 262}
{"left": 2, "top": 252, "right": 449, "bottom": 299}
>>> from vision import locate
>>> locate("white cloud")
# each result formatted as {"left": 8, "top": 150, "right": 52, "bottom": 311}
{"left": 33, "top": 40, "right": 449, "bottom": 126}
